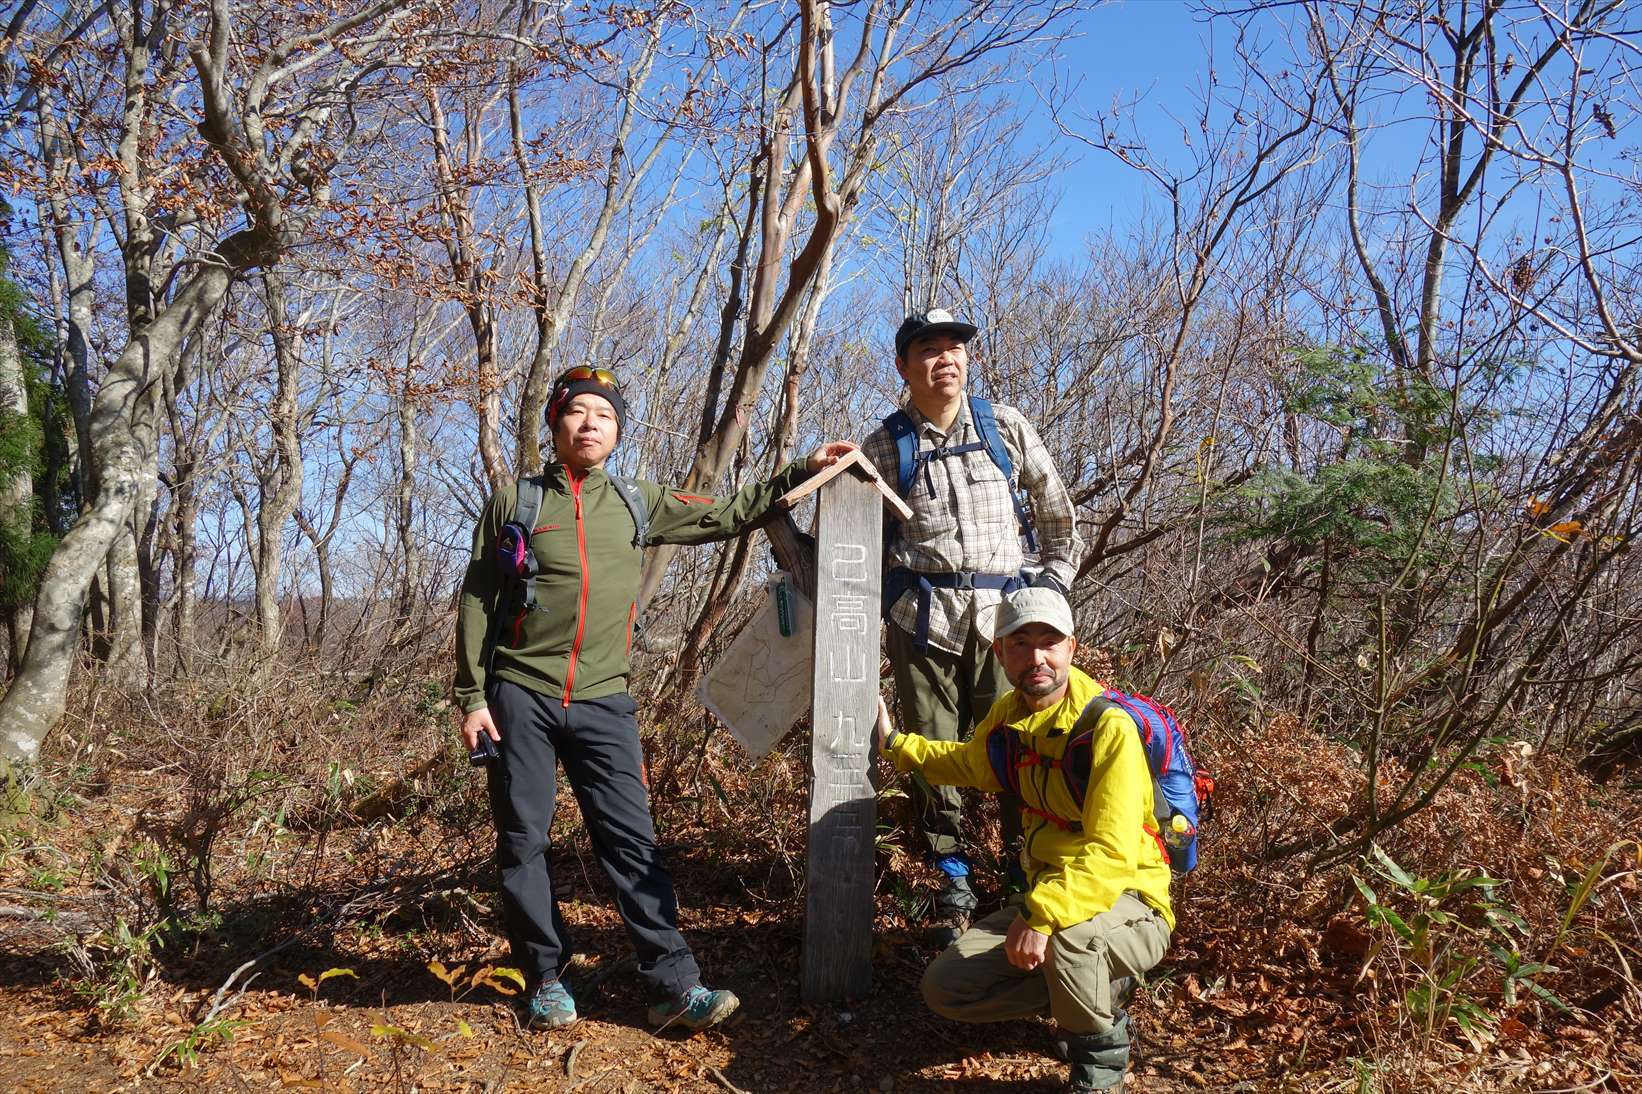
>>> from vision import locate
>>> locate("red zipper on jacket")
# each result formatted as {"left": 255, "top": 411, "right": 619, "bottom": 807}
{"left": 562, "top": 469, "right": 591, "bottom": 708}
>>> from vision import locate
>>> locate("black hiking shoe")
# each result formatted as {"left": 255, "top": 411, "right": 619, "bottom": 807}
{"left": 1062, "top": 1014, "right": 1132, "bottom": 1091}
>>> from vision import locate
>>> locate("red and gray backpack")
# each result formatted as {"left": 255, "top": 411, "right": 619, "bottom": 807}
{"left": 985, "top": 687, "right": 1215, "bottom": 873}
{"left": 493, "top": 472, "right": 650, "bottom": 616}
{"left": 489, "top": 473, "right": 651, "bottom": 660}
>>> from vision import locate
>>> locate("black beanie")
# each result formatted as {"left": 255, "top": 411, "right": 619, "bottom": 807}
{"left": 547, "top": 375, "right": 627, "bottom": 437}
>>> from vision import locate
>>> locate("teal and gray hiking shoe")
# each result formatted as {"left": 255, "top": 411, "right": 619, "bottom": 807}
{"left": 647, "top": 984, "right": 740, "bottom": 1032}
{"left": 527, "top": 977, "right": 578, "bottom": 1030}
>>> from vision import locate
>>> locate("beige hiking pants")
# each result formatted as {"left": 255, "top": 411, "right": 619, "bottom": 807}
{"left": 920, "top": 891, "right": 1170, "bottom": 1035}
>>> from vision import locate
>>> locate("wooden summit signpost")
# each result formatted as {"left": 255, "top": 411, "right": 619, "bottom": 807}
{"left": 772, "top": 450, "right": 911, "bottom": 1003}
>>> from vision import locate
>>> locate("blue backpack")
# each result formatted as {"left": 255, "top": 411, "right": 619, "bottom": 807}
{"left": 984, "top": 687, "right": 1214, "bottom": 873}
{"left": 881, "top": 396, "right": 1038, "bottom": 552}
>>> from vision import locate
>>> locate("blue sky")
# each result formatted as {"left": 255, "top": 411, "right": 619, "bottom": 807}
{"left": 1033, "top": 1, "right": 1225, "bottom": 245}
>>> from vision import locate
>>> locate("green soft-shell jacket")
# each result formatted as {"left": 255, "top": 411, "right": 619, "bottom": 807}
{"left": 455, "top": 460, "right": 810, "bottom": 712}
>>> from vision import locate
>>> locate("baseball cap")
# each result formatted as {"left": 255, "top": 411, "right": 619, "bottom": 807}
{"left": 994, "top": 586, "right": 1075, "bottom": 640}
{"left": 894, "top": 307, "right": 978, "bottom": 357}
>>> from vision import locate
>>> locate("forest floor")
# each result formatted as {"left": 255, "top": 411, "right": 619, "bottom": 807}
{"left": 1, "top": 669, "right": 1639, "bottom": 1093}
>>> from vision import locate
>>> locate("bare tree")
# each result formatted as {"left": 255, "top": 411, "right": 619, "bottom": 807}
{"left": 0, "top": 311, "right": 30, "bottom": 671}
{"left": 638, "top": 0, "right": 1080, "bottom": 607}
{"left": 1, "top": 0, "right": 443, "bottom": 761}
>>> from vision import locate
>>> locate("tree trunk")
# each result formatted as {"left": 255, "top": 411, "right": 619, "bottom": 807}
{"left": 136, "top": 468, "right": 162, "bottom": 673}
{"left": 171, "top": 461, "right": 199, "bottom": 675}
{"left": 427, "top": 87, "right": 508, "bottom": 492}
{"left": 1, "top": 315, "right": 32, "bottom": 675}
{"left": 253, "top": 269, "right": 306, "bottom": 654}
{"left": 0, "top": 261, "right": 235, "bottom": 762}
{"left": 394, "top": 382, "right": 421, "bottom": 624}
{"left": 38, "top": 102, "right": 98, "bottom": 501}
{"left": 103, "top": 515, "right": 146, "bottom": 686}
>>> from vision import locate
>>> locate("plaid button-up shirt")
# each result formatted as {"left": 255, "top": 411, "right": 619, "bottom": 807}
{"left": 861, "top": 398, "right": 1082, "bottom": 655}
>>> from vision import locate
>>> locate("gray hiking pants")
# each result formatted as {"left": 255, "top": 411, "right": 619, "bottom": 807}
{"left": 486, "top": 679, "right": 699, "bottom": 1004}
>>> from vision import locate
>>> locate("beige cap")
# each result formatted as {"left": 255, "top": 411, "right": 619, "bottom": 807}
{"left": 995, "top": 586, "right": 1074, "bottom": 639}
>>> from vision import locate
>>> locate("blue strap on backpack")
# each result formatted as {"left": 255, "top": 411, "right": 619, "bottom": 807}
{"left": 881, "top": 397, "right": 1040, "bottom": 635}
{"left": 968, "top": 397, "right": 1038, "bottom": 552}
{"left": 882, "top": 396, "right": 1039, "bottom": 552}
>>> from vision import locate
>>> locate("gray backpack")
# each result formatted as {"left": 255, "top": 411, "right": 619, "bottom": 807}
{"left": 497, "top": 473, "right": 650, "bottom": 616}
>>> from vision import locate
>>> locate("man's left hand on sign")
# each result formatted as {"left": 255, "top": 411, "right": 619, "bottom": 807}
{"left": 1005, "top": 913, "right": 1048, "bottom": 970}
{"left": 805, "top": 440, "right": 857, "bottom": 474}
{"left": 461, "top": 706, "right": 502, "bottom": 751}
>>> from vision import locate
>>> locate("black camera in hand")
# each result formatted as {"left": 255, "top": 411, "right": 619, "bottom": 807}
{"left": 469, "top": 734, "right": 500, "bottom": 767}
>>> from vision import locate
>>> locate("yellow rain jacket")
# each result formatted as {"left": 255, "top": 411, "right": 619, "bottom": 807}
{"left": 884, "top": 666, "right": 1174, "bottom": 934}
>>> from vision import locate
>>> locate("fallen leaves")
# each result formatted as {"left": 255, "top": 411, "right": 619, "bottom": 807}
{"left": 1322, "top": 914, "right": 1372, "bottom": 958}
{"left": 317, "top": 1029, "right": 372, "bottom": 1057}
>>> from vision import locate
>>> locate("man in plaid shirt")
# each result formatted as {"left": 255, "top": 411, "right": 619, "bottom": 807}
{"left": 862, "top": 308, "right": 1083, "bottom": 944}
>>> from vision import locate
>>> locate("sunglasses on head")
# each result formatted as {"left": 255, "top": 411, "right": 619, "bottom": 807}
{"left": 555, "top": 366, "right": 619, "bottom": 390}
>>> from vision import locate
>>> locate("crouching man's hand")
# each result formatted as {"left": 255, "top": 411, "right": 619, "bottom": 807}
{"left": 461, "top": 706, "right": 502, "bottom": 751}
{"left": 805, "top": 440, "right": 857, "bottom": 474}
{"left": 1006, "top": 913, "right": 1048, "bottom": 970}
{"left": 874, "top": 696, "right": 899, "bottom": 755}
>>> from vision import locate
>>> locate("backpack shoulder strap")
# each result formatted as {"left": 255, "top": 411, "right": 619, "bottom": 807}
{"left": 969, "top": 397, "right": 1039, "bottom": 552}
{"left": 1061, "top": 694, "right": 1122, "bottom": 806}
{"left": 513, "top": 475, "right": 544, "bottom": 531}
{"left": 606, "top": 473, "right": 650, "bottom": 547}
{"left": 881, "top": 410, "right": 919, "bottom": 498}
{"left": 968, "top": 396, "right": 1015, "bottom": 482}
{"left": 507, "top": 475, "right": 547, "bottom": 615}
{"left": 1073, "top": 693, "right": 1119, "bottom": 733}
{"left": 983, "top": 723, "right": 1027, "bottom": 799}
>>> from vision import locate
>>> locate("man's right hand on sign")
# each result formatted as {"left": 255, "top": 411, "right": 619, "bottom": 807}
{"left": 874, "top": 696, "right": 896, "bottom": 754}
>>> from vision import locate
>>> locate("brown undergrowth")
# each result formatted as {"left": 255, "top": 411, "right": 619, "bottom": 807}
{"left": 0, "top": 656, "right": 1637, "bottom": 1091}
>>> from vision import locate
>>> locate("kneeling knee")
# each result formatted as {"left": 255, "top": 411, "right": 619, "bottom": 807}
{"left": 920, "top": 962, "right": 968, "bottom": 1020}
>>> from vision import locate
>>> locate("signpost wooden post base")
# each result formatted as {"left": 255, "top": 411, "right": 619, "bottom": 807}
{"left": 776, "top": 450, "right": 910, "bottom": 1004}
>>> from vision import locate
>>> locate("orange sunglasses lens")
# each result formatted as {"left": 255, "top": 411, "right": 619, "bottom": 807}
{"left": 559, "top": 366, "right": 618, "bottom": 388}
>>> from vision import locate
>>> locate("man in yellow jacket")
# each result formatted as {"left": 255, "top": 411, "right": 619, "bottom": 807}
{"left": 875, "top": 586, "right": 1173, "bottom": 1092}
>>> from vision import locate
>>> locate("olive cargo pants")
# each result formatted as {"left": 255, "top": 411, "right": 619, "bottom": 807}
{"left": 887, "top": 621, "right": 1017, "bottom": 861}
{"left": 920, "top": 892, "right": 1171, "bottom": 1035}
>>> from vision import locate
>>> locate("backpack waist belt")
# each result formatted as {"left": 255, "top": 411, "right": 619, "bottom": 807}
{"left": 888, "top": 567, "right": 1027, "bottom": 649}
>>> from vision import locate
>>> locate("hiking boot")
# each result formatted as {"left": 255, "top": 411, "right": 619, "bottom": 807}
{"left": 526, "top": 977, "right": 578, "bottom": 1030}
{"left": 1063, "top": 1014, "right": 1131, "bottom": 1091}
{"left": 929, "top": 855, "right": 978, "bottom": 948}
{"left": 1111, "top": 975, "right": 1136, "bottom": 1011}
{"left": 647, "top": 984, "right": 740, "bottom": 1032}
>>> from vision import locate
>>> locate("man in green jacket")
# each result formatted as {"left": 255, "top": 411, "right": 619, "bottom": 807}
{"left": 456, "top": 365, "right": 852, "bottom": 1033}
